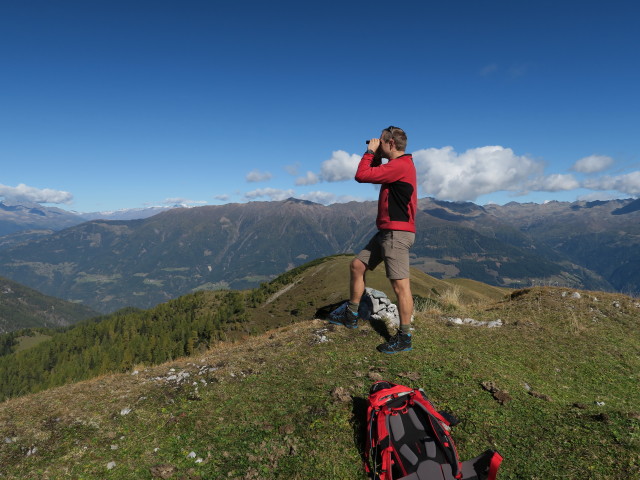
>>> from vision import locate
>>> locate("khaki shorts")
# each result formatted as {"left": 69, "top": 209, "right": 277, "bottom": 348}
{"left": 356, "top": 230, "right": 415, "bottom": 280}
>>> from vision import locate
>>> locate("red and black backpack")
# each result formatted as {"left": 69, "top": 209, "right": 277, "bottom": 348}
{"left": 365, "top": 381, "right": 503, "bottom": 480}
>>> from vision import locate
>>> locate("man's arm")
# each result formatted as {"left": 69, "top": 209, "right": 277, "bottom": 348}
{"left": 355, "top": 154, "right": 407, "bottom": 184}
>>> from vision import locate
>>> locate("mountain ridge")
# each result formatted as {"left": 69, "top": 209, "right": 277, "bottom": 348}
{"left": 0, "top": 197, "right": 638, "bottom": 312}
{"left": 0, "top": 200, "right": 180, "bottom": 240}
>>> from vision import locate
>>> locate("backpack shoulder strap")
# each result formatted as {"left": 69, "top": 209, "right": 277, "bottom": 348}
{"left": 365, "top": 395, "right": 393, "bottom": 479}
{"left": 413, "top": 389, "right": 453, "bottom": 426}
{"left": 411, "top": 390, "right": 464, "bottom": 478}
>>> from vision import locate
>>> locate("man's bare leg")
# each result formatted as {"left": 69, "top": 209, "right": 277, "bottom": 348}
{"left": 350, "top": 258, "right": 367, "bottom": 304}
{"left": 328, "top": 258, "right": 366, "bottom": 328}
{"left": 377, "top": 277, "right": 414, "bottom": 353}
{"left": 390, "top": 278, "right": 413, "bottom": 328}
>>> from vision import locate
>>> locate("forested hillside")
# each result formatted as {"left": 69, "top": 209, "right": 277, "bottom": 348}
{"left": 0, "top": 284, "right": 262, "bottom": 400}
{"left": 0, "top": 276, "right": 98, "bottom": 333}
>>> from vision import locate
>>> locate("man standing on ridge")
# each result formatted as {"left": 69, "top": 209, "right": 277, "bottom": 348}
{"left": 329, "top": 126, "right": 417, "bottom": 354}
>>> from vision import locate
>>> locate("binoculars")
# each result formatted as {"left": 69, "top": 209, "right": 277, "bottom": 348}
{"left": 365, "top": 140, "right": 383, "bottom": 166}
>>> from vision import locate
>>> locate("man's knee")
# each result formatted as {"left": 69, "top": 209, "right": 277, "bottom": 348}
{"left": 351, "top": 258, "right": 367, "bottom": 276}
{"left": 390, "top": 278, "right": 411, "bottom": 297}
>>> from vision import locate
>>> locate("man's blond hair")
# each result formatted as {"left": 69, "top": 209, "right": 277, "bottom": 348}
{"left": 382, "top": 126, "right": 407, "bottom": 151}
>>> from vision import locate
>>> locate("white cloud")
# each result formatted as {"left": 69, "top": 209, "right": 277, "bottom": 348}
{"left": 295, "top": 145, "right": 629, "bottom": 203}
{"left": 246, "top": 170, "right": 273, "bottom": 182}
{"left": 526, "top": 173, "right": 580, "bottom": 192}
{"left": 242, "top": 188, "right": 362, "bottom": 205}
{"left": 572, "top": 155, "right": 614, "bottom": 174}
{"left": 295, "top": 171, "right": 320, "bottom": 186}
{"left": 319, "top": 150, "right": 361, "bottom": 182}
{"left": 577, "top": 192, "right": 620, "bottom": 202}
{"left": 412, "top": 146, "right": 544, "bottom": 201}
{"left": 298, "top": 191, "right": 335, "bottom": 204}
{"left": 297, "top": 191, "right": 363, "bottom": 205}
{"left": 284, "top": 163, "right": 300, "bottom": 176}
{"left": 213, "top": 194, "right": 230, "bottom": 201}
{"left": 0, "top": 183, "right": 73, "bottom": 204}
{"left": 289, "top": 150, "right": 360, "bottom": 186}
{"left": 163, "top": 197, "right": 208, "bottom": 206}
{"left": 244, "top": 188, "right": 295, "bottom": 201}
{"left": 583, "top": 171, "right": 640, "bottom": 196}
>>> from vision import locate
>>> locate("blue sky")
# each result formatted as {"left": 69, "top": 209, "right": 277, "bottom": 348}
{"left": 1, "top": 0, "right": 639, "bottom": 212}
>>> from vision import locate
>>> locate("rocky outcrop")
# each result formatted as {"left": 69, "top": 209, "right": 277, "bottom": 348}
{"left": 359, "top": 288, "right": 407, "bottom": 327}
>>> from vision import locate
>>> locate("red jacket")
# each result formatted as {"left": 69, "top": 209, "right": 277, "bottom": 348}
{"left": 355, "top": 153, "right": 417, "bottom": 233}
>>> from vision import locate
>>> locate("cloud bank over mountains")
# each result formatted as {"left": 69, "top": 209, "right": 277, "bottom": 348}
{"left": 0, "top": 183, "right": 73, "bottom": 205}
{"left": 583, "top": 171, "right": 640, "bottom": 196}
{"left": 283, "top": 146, "right": 640, "bottom": 204}
{"left": 413, "top": 146, "right": 544, "bottom": 201}
{"left": 4, "top": 146, "right": 638, "bottom": 210}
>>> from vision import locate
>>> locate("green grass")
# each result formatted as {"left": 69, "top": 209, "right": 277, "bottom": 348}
{"left": 0, "top": 287, "right": 638, "bottom": 479}
{"left": 13, "top": 332, "right": 52, "bottom": 353}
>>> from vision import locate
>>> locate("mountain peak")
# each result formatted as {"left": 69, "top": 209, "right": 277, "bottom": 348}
{"left": 611, "top": 197, "right": 640, "bottom": 215}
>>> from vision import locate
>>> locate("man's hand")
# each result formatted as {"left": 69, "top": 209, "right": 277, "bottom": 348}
{"left": 367, "top": 138, "right": 380, "bottom": 152}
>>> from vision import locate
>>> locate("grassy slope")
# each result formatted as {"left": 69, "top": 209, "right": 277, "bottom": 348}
{"left": 0, "top": 286, "right": 638, "bottom": 479}
{"left": 442, "top": 277, "right": 510, "bottom": 303}
{"left": 247, "top": 254, "right": 507, "bottom": 332}
{"left": 0, "top": 256, "right": 499, "bottom": 402}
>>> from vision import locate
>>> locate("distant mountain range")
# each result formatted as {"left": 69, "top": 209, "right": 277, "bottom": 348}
{"left": 0, "top": 201, "right": 81, "bottom": 239}
{"left": 0, "top": 200, "right": 176, "bottom": 242}
{"left": 0, "top": 197, "right": 638, "bottom": 313}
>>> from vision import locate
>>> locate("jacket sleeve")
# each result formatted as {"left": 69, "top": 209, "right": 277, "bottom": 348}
{"left": 355, "top": 154, "right": 407, "bottom": 184}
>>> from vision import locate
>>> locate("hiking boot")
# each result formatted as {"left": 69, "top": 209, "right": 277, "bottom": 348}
{"left": 328, "top": 302, "right": 358, "bottom": 329}
{"left": 377, "top": 331, "right": 412, "bottom": 354}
